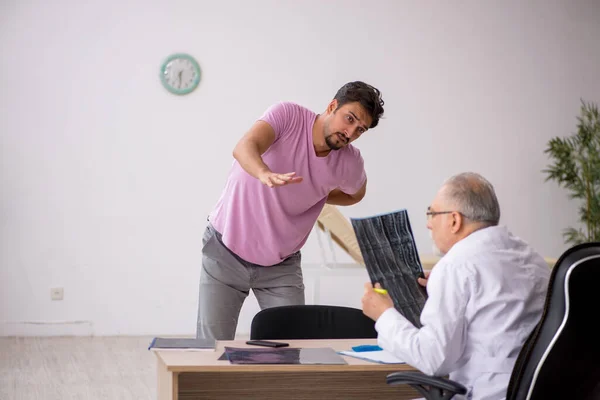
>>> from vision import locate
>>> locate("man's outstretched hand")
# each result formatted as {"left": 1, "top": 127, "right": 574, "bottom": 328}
{"left": 258, "top": 171, "right": 303, "bottom": 188}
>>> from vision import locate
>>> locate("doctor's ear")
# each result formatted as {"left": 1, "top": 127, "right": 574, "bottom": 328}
{"left": 450, "top": 211, "right": 463, "bottom": 233}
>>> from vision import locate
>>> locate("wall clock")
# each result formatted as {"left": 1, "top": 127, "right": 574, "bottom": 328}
{"left": 159, "top": 53, "right": 201, "bottom": 95}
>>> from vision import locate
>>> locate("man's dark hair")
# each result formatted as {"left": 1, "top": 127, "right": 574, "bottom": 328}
{"left": 333, "top": 81, "right": 385, "bottom": 128}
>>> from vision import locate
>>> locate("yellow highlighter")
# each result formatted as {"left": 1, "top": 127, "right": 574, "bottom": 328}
{"left": 373, "top": 288, "right": 388, "bottom": 295}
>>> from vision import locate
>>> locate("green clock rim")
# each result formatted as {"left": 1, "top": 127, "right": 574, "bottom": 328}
{"left": 160, "top": 53, "right": 201, "bottom": 95}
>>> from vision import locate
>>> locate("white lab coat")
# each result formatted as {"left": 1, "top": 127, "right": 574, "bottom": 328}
{"left": 375, "top": 226, "right": 551, "bottom": 400}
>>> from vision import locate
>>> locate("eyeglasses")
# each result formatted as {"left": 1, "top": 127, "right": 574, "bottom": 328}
{"left": 426, "top": 207, "right": 454, "bottom": 220}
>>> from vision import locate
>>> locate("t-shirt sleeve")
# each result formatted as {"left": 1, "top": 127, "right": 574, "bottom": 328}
{"left": 338, "top": 151, "right": 367, "bottom": 195}
{"left": 257, "top": 102, "right": 295, "bottom": 142}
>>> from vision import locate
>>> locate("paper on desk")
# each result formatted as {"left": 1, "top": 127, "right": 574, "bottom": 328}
{"left": 338, "top": 350, "right": 405, "bottom": 364}
{"left": 147, "top": 337, "right": 216, "bottom": 351}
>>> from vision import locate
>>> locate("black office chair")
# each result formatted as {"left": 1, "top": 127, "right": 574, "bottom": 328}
{"left": 386, "top": 242, "right": 600, "bottom": 400}
{"left": 250, "top": 304, "right": 378, "bottom": 340}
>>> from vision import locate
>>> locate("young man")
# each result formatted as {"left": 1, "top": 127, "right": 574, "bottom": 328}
{"left": 197, "top": 81, "right": 385, "bottom": 340}
{"left": 361, "top": 172, "right": 550, "bottom": 399}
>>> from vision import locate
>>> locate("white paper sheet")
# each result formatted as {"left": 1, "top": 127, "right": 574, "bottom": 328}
{"left": 338, "top": 350, "right": 405, "bottom": 364}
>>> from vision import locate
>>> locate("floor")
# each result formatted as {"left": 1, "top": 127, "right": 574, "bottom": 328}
{"left": 1, "top": 336, "right": 158, "bottom": 400}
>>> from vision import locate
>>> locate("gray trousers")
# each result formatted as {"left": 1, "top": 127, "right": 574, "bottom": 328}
{"left": 196, "top": 223, "right": 305, "bottom": 340}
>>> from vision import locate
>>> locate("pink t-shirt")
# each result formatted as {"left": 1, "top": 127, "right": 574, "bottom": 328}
{"left": 209, "top": 102, "right": 367, "bottom": 266}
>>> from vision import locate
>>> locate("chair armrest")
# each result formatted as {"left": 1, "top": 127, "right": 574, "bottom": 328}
{"left": 386, "top": 371, "right": 467, "bottom": 400}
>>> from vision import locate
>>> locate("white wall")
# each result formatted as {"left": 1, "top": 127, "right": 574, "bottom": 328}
{"left": 1, "top": 0, "right": 599, "bottom": 336}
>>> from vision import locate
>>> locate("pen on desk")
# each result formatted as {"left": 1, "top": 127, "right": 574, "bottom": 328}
{"left": 373, "top": 288, "right": 388, "bottom": 295}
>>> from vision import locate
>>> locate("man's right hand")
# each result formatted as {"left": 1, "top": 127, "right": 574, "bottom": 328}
{"left": 233, "top": 120, "right": 305, "bottom": 187}
{"left": 258, "top": 170, "right": 303, "bottom": 188}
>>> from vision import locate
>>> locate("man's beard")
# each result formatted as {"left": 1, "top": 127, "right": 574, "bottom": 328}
{"left": 429, "top": 230, "right": 445, "bottom": 257}
{"left": 325, "top": 132, "right": 348, "bottom": 150}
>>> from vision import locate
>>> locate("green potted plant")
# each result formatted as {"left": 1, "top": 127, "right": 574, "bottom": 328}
{"left": 543, "top": 100, "right": 600, "bottom": 245}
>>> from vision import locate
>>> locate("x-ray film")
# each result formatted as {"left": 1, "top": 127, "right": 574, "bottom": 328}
{"left": 351, "top": 209, "right": 427, "bottom": 328}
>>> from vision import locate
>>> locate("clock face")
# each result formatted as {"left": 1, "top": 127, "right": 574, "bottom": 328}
{"left": 160, "top": 53, "right": 201, "bottom": 95}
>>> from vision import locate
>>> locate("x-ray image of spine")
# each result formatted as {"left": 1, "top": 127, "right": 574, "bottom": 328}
{"left": 351, "top": 209, "right": 427, "bottom": 328}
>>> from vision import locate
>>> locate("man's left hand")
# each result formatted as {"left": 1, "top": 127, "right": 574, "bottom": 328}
{"left": 361, "top": 282, "right": 394, "bottom": 321}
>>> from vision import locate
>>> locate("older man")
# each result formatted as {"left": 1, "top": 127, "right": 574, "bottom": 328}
{"left": 362, "top": 172, "right": 550, "bottom": 400}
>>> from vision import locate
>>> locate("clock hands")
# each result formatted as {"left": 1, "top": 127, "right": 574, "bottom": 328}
{"left": 161, "top": 54, "right": 200, "bottom": 94}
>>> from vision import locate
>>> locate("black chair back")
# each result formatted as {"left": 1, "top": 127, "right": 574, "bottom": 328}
{"left": 250, "top": 305, "right": 378, "bottom": 340}
{"left": 507, "top": 242, "right": 600, "bottom": 400}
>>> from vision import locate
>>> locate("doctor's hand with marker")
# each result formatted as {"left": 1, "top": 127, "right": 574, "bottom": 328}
{"left": 361, "top": 282, "right": 394, "bottom": 321}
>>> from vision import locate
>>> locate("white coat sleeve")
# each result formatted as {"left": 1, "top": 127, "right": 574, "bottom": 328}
{"left": 375, "top": 261, "right": 471, "bottom": 376}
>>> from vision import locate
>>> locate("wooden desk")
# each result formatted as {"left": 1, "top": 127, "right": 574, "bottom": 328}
{"left": 154, "top": 339, "right": 419, "bottom": 400}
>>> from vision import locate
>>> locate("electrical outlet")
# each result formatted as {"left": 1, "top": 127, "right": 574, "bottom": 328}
{"left": 51, "top": 287, "right": 64, "bottom": 301}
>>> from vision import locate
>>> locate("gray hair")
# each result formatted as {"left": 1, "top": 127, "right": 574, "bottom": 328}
{"left": 442, "top": 172, "right": 500, "bottom": 226}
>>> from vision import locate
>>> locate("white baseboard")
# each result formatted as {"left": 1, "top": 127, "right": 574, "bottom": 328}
{"left": 1, "top": 320, "right": 94, "bottom": 336}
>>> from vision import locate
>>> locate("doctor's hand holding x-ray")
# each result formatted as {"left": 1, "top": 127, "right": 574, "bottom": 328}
{"left": 417, "top": 270, "right": 430, "bottom": 287}
{"left": 361, "top": 282, "right": 394, "bottom": 321}
{"left": 363, "top": 270, "right": 430, "bottom": 321}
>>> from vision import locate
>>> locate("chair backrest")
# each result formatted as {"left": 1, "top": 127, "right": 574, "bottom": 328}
{"left": 249, "top": 305, "right": 378, "bottom": 340}
{"left": 506, "top": 242, "right": 600, "bottom": 400}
